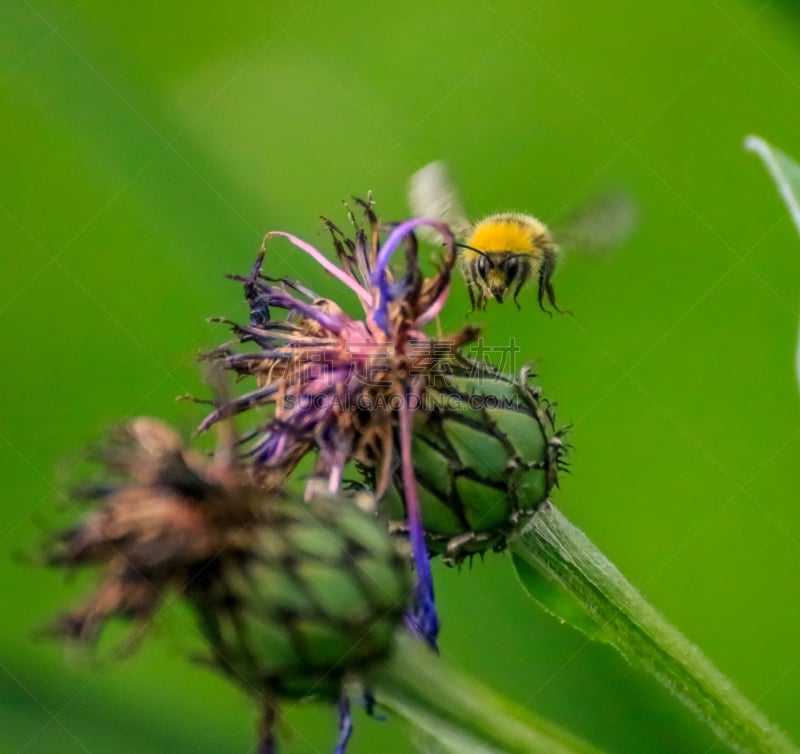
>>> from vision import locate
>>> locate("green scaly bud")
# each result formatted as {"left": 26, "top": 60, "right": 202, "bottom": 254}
{"left": 377, "top": 364, "right": 566, "bottom": 564}
{"left": 194, "top": 487, "right": 412, "bottom": 700}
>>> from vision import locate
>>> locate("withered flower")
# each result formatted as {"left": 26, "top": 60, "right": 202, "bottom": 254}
{"left": 49, "top": 417, "right": 411, "bottom": 753}
{"left": 202, "top": 202, "right": 463, "bottom": 648}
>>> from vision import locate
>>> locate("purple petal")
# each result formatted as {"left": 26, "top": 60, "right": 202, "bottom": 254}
{"left": 334, "top": 695, "right": 353, "bottom": 754}
{"left": 266, "top": 290, "right": 346, "bottom": 334}
{"left": 265, "top": 231, "right": 370, "bottom": 307}
{"left": 397, "top": 384, "right": 439, "bottom": 650}
{"left": 415, "top": 282, "right": 451, "bottom": 327}
{"left": 369, "top": 219, "right": 454, "bottom": 334}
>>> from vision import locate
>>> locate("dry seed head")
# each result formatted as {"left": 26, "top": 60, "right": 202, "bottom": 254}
{"left": 48, "top": 418, "right": 411, "bottom": 701}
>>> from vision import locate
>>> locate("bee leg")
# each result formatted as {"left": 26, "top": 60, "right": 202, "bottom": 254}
{"left": 466, "top": 281, "right": 478, "bottom": 314}
{"left": 541, "top": 264, "right": 572, "bottom": 317}
{"left": 537, "top": 276, "right": 553, "bottom": 317}
{"left": 512, "top": 263, "right": 532, "bottom": 311}
{"left": 461, "top": 260, "right": 479, "bottom": 313}
{"left": 537, "top": 248, "right": 573, "bottom": 316}
{"left": 544, "top": 279, "right": 571, "bottom": 316}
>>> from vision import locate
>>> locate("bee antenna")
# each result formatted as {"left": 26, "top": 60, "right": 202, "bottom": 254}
{"left": 456, "top": 242, "right": 489, "bottom": 258}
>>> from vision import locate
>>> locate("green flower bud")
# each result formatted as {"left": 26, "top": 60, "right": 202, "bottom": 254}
{"left": 193, "top": 488, "right": 411, "bottom": 700}
{"left": 378, "top": 365, "right": 566, "bottom": 564}
{"left": 49, "top": 419, "right": 411, "bottom": 706}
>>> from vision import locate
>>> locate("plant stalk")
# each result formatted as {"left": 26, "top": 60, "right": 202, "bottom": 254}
{"left": 372, "top": 631, "right": 607, "bottom": 754}
{"left": 509, "top": 502, "right": 797, "bottom": 754}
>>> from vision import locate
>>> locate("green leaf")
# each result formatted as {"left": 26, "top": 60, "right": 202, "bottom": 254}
{"left": 746, "top": 135, "right": 800, "bottom": 392}
{"left": 745, "top": 136, "right": 800, "bottom": 234}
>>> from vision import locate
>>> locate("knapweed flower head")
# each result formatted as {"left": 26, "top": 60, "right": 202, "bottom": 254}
{"left": 203, "top": 200, "right": 461, "bottom": 493}
{"left": 48, "top": 417, "right": 411, "bottom": 754}
{"left": 203, "top": 198, "right": 566, "bottom": 646}
{"left": 202, "top": 200, "right": 468, "bottom": 647}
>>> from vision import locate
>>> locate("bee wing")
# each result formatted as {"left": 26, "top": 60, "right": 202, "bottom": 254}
{"left": 408, "top": 160, "right": 473, "bottom": 242}
{"left": 551, "top": 190, "right": 637, "bottom": 257}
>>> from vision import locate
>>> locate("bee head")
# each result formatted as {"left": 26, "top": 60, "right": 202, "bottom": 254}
{"left": 478, "top": 252, "right": 523, "bottom": 303}
{"left": 486, "top": 268, "right": 508, "bottom": 302}
{"left": 459, "top": 243, "right": 531, "bottom": 306}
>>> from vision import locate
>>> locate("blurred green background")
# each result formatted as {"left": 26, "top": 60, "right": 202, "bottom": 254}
{"left": 3, "top": 1, "right": 800, "bottom": 752}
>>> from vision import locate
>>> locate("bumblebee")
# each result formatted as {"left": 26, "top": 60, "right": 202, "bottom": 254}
{"left": 409, "top": 161, "right": 635, "bottom": 312}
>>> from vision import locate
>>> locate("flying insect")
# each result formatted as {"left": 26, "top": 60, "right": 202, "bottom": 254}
{"left": 409, "top": 161, "right": 635, "bottom": 312}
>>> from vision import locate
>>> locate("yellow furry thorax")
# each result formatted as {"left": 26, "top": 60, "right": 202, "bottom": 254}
{"left": 465, "top": 212, "right": 549, "bottom": 256}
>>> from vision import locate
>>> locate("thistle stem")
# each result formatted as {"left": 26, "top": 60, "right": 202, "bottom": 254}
{"left": 373, "top": 632, "right": 607, "bottom": 754}
{"left": 509, "top": 502, "right": 798, "bottom": 754}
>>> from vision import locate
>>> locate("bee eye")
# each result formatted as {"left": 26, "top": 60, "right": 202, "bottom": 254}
{"left": 477, "top": 255, "right": 489, "bottom": 278}
{"left": 506, "top": 257, "right": 519, "bottom": 276}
